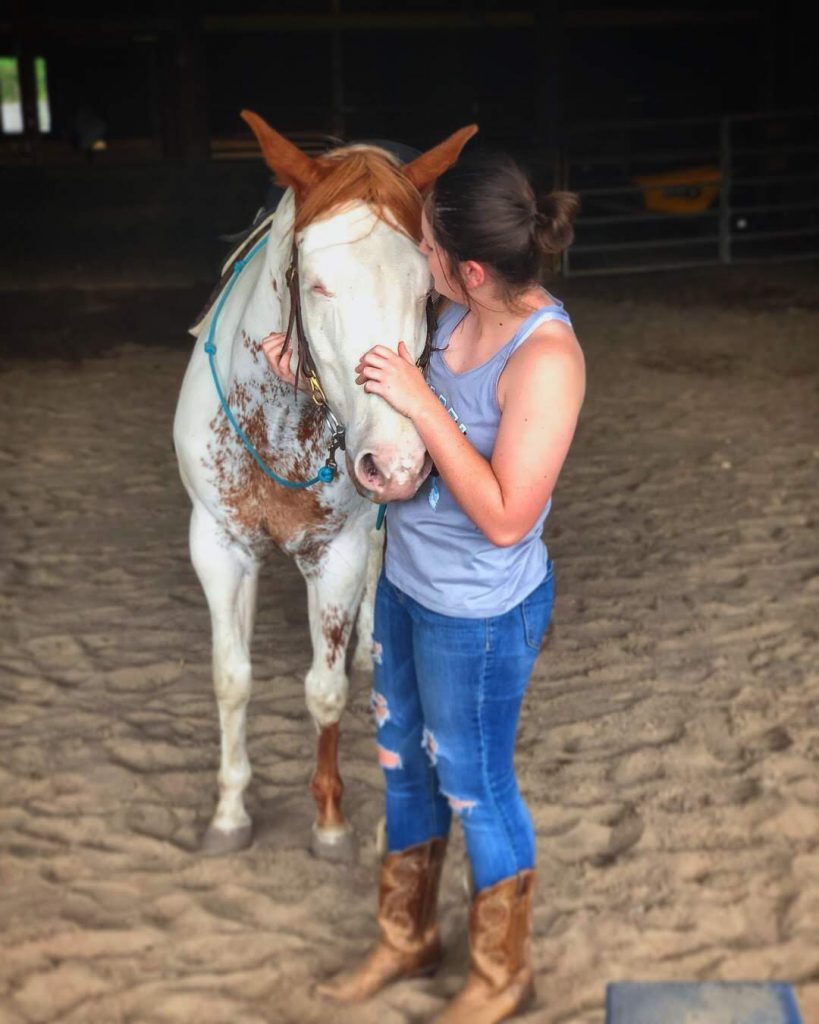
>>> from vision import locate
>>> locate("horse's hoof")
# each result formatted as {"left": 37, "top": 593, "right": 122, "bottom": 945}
{"left": 200, "top": 823, "right": 253, "bottom": 856}
{"left": 311, "top": 822, "right": 356, "bottom": 862}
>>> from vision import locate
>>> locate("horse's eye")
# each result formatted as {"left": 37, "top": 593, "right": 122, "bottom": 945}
{"left": 311, "top": 282, "right": 333, "bottom": 298}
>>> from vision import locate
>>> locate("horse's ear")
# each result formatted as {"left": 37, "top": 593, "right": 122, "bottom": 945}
{"left": 403, "top": 125, "right": 479, "bottom": 192}
{"left": 240, "top": 110, "right": 323, "bottom": 195}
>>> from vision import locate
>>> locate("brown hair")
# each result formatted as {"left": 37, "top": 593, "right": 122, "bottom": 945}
{"left": 427, "top": 152, "right": 579, "bottom": 306}
{"left": 292, "top": 146, "right": 423, "bottom": 240}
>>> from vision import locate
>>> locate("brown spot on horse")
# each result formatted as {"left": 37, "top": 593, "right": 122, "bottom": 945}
{"left": 322, "top": 604, "right": 351, "bottom": 668}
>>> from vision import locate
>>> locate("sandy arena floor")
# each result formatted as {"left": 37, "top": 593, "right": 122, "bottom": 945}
{"left": 1, "top": 262, "right": 818, "bottom": 1023}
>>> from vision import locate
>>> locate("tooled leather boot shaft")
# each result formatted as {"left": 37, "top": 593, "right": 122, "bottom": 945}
{"left": 433, "top": 869, "right": 536, "bottom": 1024}
{"left": 379, "top": 835, "right": 447, "bottom": 953}
{"left": 316, "top": 836, "right": 448, "bottom": 1004}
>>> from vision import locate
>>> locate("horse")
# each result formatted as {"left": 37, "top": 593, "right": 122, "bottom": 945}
{"left": 173, "top": 111, "right": 477, "bottom": 859}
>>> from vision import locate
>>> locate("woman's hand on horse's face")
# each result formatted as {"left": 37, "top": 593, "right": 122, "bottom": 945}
{"left": 262, "top": 332, "right": 300, "bottom": 389}
{"left": 355, "top": 342, "right": 430, "bottom": 421}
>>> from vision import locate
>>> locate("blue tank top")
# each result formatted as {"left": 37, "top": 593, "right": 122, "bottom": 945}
{"left": 384, "top": 296, "right": 573, "bottom": 617}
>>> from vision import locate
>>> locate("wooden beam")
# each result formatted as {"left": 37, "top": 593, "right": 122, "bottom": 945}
{"left": 3, "top": 8, "right": 763, "bottom": 39}
{"left": 202, "top": 12, "right": 535, "bottom": 33}
{"left": 565, "top": 8, "right": 763, "bottom": 28}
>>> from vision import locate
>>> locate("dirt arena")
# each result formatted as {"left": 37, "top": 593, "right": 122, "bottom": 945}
{"left": 1, "top": 261, "right": 818, "bottom": 1023}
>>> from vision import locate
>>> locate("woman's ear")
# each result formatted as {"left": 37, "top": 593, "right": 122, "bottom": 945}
{"left": 460, "top": 260, "right": 486, "bottom": 290}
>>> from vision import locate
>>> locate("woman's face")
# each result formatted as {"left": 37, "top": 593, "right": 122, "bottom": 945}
{"left": 420, "top": 209, "right": 463, "bottom": 302}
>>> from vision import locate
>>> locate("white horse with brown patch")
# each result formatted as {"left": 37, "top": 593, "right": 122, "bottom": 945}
{"left": 173, "top": 112, "right": 476, "bottom": 858}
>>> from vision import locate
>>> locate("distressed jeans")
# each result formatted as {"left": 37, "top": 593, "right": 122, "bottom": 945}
{"left": 371, "top": 565, "right": 555, "bottom": 892}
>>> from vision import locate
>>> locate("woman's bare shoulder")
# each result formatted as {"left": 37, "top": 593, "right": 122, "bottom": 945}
{"left": 499, "top": 318, "right": 585, "bottom": 408}
{"left": 518, "top": 316, "right": 583, "bottom": 366}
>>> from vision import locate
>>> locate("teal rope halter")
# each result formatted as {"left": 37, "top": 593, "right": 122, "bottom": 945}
{"left": 204, "top": 237, "right": 336, "bottom": 489}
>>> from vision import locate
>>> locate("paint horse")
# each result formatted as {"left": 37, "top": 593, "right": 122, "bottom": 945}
{"left": 173, "top": 111, "right": 477, "bottom": 858}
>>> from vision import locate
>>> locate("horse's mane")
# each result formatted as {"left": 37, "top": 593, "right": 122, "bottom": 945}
{"left": 293, "top": 147, "right": 423, "bottom": 241}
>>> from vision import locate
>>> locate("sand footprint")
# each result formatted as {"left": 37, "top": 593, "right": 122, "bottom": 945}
{"left": 549, "top": 803, "right": 644, "bottom": 866}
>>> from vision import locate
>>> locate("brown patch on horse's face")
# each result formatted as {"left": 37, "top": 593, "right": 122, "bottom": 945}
{"left": 322, "top": 604, "right": 351, "bottom": 668}
{"left": 294, "top": 147, "right": 424, "bottom": 241}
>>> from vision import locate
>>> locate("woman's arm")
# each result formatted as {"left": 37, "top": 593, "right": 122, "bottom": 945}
{"left": 356, "top": 324, "right": 585, "bottom": 546}
{"left": 489, "top": 326, "right": 585, "bottom": 543}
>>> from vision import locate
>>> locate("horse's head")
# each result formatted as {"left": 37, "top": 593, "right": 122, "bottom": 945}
{"left": 241, "top": 111, "right": 477, "bottom": 503}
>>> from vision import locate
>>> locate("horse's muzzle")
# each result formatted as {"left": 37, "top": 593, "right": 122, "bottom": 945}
{"left": 347, "top": 450, "right": 432, "bottom": 503}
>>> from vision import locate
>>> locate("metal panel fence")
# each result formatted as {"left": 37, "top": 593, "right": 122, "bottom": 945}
{"left": 560, "top": 109, "right": 819, "bottom": 276}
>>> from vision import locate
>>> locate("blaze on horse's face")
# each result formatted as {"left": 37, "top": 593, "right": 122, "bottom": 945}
{"left": 240, "top": 110, "right": 478, "bottom": 504}
{"left": 298, "top": 206, "right": 433, "bottom": 501}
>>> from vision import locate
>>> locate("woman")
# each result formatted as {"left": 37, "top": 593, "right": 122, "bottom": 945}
{"left": 264, "top": 152, "right": 584, "bottom": 1023}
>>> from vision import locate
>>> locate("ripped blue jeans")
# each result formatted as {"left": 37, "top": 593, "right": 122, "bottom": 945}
{"left": 371, "top": 565, "right": 555, "bottom": 892}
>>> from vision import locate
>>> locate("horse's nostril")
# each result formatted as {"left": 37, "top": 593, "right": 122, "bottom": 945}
{"left": 361, "top": 454, "right": 378, "bottom": 482}
{"left": 355, "top": 451, "right": 387, "bottom": 491}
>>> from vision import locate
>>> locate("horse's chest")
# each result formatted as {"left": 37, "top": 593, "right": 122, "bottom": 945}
{"left": 206, "top": 389, "right": 346, "bottom": 555}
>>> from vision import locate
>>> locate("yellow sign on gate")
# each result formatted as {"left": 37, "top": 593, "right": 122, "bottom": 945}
{"left": 633, "top": 165, "right": 721, "bottom": 215}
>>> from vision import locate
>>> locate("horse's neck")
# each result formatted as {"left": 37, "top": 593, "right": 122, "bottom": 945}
{"left": 228, "top": 192, "right": 296, "bottom": 389}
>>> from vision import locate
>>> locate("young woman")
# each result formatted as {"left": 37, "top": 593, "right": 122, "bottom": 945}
{"left": 264, "top": 152, "right": 584, "bottom": 1023}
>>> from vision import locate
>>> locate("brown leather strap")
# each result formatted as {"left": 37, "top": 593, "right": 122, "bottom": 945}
{"left": 284, "top": 239, "right": 320, "bottom": 397}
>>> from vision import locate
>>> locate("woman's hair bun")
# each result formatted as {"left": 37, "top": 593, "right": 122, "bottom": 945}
{"left": 533, "top": 191, "right": 580, "bottom": 255}
{"left": 428, "top": 153, "right": 580, "bottom": 295}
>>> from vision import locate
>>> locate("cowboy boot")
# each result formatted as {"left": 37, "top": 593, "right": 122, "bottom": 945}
{"left": 316, "top": 836, "right": 448, "bottom": 1003}
{"left": 433, "top": 869, "right": 536, "bottom": 1024}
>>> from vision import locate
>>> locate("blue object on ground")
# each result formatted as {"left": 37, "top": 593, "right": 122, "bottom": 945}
{"left": 606, "top": 981, "right": 803, "bottom": 1024}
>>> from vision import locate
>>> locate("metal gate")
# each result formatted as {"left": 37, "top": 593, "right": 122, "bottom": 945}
{"left": 561, "top": 109, "right": 819, "bottom": 276}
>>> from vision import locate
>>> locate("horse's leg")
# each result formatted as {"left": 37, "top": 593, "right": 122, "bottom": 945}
{"left": 351, "top": 524, "right": 385, "bottom": 673}
{"left": 189, "top": 503, "right": 259, "bottom": 855}
{"left": 300, "top": 518, "right": 370, "bottom": 861}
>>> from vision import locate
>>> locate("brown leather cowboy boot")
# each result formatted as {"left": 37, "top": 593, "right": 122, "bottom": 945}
{"left": 316, "top": 836, "right": 448, "bottom": 1003}
{"left": 433, "top": 869, "right": 536, "bottom": 1023}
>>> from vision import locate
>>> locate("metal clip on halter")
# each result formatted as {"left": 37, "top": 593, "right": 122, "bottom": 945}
{"left": 307, "top": 374, "right": 328, "bottom": 407}
{"left": 325, "top": 425, "right": 347, "bottom": 474}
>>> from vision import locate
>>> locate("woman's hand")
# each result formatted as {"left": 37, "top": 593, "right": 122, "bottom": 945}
{"left": 355, "top": 342, "right": 431, "bottom": 421}
{"left": 261, "top": 331, "right": 301, "bottom": 390}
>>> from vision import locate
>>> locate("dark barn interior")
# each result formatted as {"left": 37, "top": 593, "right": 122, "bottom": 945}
{"left": 1, "top": 1, "right": 814, "bottom": 290}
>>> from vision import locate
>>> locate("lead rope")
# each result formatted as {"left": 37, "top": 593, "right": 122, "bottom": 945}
{"left": 204, "top": 238, "right": 336, "bottom": 489}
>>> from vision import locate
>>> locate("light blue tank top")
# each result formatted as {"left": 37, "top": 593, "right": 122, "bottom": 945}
{"left": 385, "top": 296, "right": 573, "bottom": 617}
